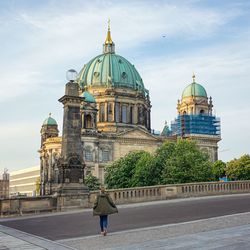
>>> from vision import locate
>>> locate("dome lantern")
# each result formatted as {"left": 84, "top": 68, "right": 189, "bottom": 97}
{"left": 103, "top": 19, "right": 115, "bottom": 54}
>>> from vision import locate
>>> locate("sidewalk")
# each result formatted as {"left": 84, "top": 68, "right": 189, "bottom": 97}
{"left": 1, "top": 211, "right": 250, "bottom": 249}
{"left": 0, "top": 224, "right": 74, "bottom": 250}
{"left": 59, "top": 212, "right": 250, "bottom": 250}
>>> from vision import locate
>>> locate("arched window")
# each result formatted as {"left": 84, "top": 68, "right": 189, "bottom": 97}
{"left": 85, "top": 114, "right": 92, "bottom": 128}
{"left": 200, "top": 109, "right": 205, "bottom": 115}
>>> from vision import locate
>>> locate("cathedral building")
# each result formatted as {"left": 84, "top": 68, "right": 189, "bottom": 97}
{"left": 39, "top": 25, "right": 221, "bottom": 195}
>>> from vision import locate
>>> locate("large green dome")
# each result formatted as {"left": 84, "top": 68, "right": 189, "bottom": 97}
{"left": 78, "top": 53, "right": 145, "bottom": 92}
{"left": 182, "top": 80, "right": 207, "bottom": 98}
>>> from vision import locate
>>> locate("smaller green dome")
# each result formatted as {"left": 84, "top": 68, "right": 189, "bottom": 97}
{"left": 182, "top": 82, "right": 207, "bottom": 98}
{"left": 161, "top": 122, "right": 171, "bottom": 136}
{"left": 43, "top": 114, "right": 57, "bottom": 126}
{"left": 82, "top": 91, "right": 96, "bottom": 103}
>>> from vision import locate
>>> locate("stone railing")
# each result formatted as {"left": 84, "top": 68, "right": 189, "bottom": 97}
{"left": 0, "top": 196, "right": 57, "bottom": 216}
{"left": 98, "top": 180, "right": 250, "bottom": 205}
{"left": 1, "top": 181, "right": 250, "bottom": 217}
{"left": 177, "top": 181, "right": 250, "bottom": 197}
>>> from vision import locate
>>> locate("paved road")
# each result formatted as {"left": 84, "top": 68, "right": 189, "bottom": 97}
{"left": 1, "top": 194, "right": 250, "bottom": 241}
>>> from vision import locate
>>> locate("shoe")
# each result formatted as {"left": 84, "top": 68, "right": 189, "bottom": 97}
{"left": 104, "top": 229, "right": 107, "bottom": 236}
{"left": 101, "top": 231, "right": 104, "bottom": 236}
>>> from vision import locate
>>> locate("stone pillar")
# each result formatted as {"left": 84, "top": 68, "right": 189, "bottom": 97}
{"left": 55, "top": 80, "right": 88, "bottom": 195}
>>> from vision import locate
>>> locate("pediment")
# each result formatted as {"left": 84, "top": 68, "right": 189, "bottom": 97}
{"left": 117, "top": 128, "right": 158, "bottom": 140}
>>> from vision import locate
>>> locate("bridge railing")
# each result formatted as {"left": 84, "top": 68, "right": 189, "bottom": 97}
{"left": 1, "top": 181, "right": 250, "bottom": 216}
{"left": 96, "top": 180, "right": 250, "bottom": 204}
{"left": 0, "top": 196, "right": 57, "bottom": 216}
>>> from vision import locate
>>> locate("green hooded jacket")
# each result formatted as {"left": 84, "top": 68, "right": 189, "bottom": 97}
{"left": 93, "top": 193, "right": 118, "bottom": 216}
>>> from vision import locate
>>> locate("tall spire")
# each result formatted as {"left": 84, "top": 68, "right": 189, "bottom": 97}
{"left": 105, "top": 19, "right": 113, "bottom": 44}
{"left": 103, "top": 19, "right": 115, "bottom": 53}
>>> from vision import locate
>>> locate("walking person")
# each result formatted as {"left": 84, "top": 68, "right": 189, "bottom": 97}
{"left": 93, "top": 186, "right": 118, "bottom": 236}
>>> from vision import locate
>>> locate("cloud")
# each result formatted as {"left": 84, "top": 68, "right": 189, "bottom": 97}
{"left": 0, "top": 0, "right": 249, "bottom": 170}
{"left": 0, "top": 1, "right": 242, "bottom": 102}
{"left": 0, "top": 122, "right": 40, "bottom": 172}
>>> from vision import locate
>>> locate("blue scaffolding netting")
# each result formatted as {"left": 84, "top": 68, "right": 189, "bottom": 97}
{"left": 170, "top": 114, "right": 221, "bottom": 137}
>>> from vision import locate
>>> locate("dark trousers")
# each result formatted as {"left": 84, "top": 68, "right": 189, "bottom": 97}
{"left": 99, "top": 215, "right": 108, "bottom": 231}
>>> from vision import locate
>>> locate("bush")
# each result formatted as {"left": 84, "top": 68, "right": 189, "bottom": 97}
{"left": 85, "top": 173, "right": 100, "bottom": 191}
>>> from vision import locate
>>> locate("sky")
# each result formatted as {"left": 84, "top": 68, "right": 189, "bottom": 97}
{"left": 0, "top": 0, "right": 250, "bottom": 172}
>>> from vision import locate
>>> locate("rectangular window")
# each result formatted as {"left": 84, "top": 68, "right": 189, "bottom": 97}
{"left": 115, "top": 103, "right": 120, "bottom": 122}
{"left": 100, "top": 103, "right": 105, "bottom": 122}
{"left": 85, "top": 150, "right": 93, "bottom": 161}
{"left": 102, "top": 150, "right": 109, "bottom": 162}
{"left": 108, "top": 103, "right": 113, "bottom": 122}
{"left": 130, "top": 106, "right": 133, "bottom": 124}
{"left": 122, "top": 105, "right": 127, "bottom": 123}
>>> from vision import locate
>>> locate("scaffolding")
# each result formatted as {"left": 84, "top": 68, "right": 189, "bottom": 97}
{"left": 170, "top": 114, "right": 221, "bottom": 137}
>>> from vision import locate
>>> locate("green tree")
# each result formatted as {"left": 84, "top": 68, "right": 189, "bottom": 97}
{"left": 153, "top": 141, "right": 176, "bottom": 184}
{"left": 162, "top": 139, "right": 213, "bottom": 184}
{"left": 105, "top": 151, "right": 148, "bottom": 189}
{"left": 212, "top": 160, "right": 226, "bottom": 180}
{"left": 85, "top": 173, "right": 101, "bottom": 191}
{"left": 226, "top": 154, "right": 250, "bottom": 180}
{"left": 130, "top": 152, "right": 156, "bottom": 187}
{"left": 105, "top": 140, "right": 214, "bottom": 189}
{"left": 132, "top": 142, "right": 176, "bottom": 186}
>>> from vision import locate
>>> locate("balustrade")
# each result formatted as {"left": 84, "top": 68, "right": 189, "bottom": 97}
{"left": 1, "top": 181, "right": 250, "bottom": 217}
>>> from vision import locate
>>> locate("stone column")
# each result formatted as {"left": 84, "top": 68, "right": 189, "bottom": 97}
{"left": 56, "top": 80, "right": 88, "bottom": 195}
